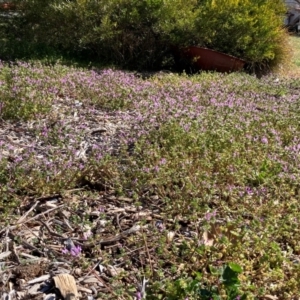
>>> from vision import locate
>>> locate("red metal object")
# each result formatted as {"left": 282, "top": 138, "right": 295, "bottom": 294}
{"left": 179, "top": 46, "right": 245, "bottom": 73}
{"left": 0, "top": 2, "right": 16, "bottom": 10}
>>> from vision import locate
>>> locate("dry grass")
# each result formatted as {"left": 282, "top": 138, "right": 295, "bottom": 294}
{"left": 277, "top": 35, "right": 300, "bottom": 77}
{"left": 291, "top": 35, "right": 300, "bottom": 66}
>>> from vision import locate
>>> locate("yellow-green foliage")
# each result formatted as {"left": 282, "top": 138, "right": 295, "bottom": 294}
{"left": 6, "top": 0, "right": 290, "bottom": 71}
{"left": 194, "top": 0, "right": 289, "bottom": 70}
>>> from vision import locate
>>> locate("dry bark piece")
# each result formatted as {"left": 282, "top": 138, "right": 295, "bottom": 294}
{"left": 90, "top": 127, "right": 107, "bottom": 135}
{"left": 263, "top": 296, "right": 278, "bottom": 300}
{"left": 0, "top": 251, "right": 12, "bottom": 260}
{"left": 77, "top": 286, "right": 92, "bottom": 294}
{"left": 117, "top": 196, "right": 133, "bottom": 203}
{"left": 27, "top": 283, "right": 42, "bottom": 296}
{"left": 133, "top": 211, "right": 152, "bottom": 220}
{"left": 27, "top": 274, "right": 50, "bottom": 285}
{"left": 81, "top": 277, "right": 102, "bottom": 284}
{"left": 105, "top": 266, "right": 124, "bottom": 277}
{"left": 16, "top": 291, "right": 26, "bottom": 299}
{"left": 0, "top": 271, "right": 12, "bottom": 286}
{"left": 53, "top": 274, "right": 79, "bottom": 300}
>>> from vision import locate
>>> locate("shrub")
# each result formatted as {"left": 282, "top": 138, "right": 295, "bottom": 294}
{"left": 6, "top": 0, "right": 179, "bottom": 67}
{"left": 0, "top": 0, "right": 62, "bottom": 60}
{"left": 47, "top": 0, "right": 199, "bottom": 69}
{"left": 193, "top": 0, "right": 290, "bottom": 73}
{"left": 5, "top": 0, "right": 290, "bottom": 72}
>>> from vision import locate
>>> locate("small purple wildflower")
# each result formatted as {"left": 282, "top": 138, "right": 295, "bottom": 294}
{"left": 83, "top": 230, "right": 92, "bottom": 240}
{"left": 70, "top": 245, "right": 82, "bottom": 257}
{"left": 98, "top": 206, "right": 105, "bottom": 212}
{"left": 136, "top": 291, "right": 142, "bottom": 300}
{"left": 62, "top": 245, "right": 82, "bottom": 257}
{"left": 204, "top": 210, "right": 216, "bottom": 221}
{"left": 154, "top": 165, "right": 160, "bottom": 172}
{"left": 61, "top": 247, "right": 69, "bottom": 254}
{"left": 159, "top": 158, "right": 167, "bottom": 165}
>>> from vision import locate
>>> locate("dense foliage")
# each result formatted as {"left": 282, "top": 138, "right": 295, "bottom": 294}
{"left": 1, "top": 59, "right": 300, "bottom": 297}
{"left": 194, "top": 0, "right": 289, "bottom": 72}
{"left": 0, "top": 0, "right": 290, "bottom": 71}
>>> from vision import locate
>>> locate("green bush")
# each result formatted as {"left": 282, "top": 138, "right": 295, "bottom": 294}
{"left": 0, "top": 0, "right": 62, "bottom": 60}
{"left": 3, "top": 0, "right": 290, "bottom": 72}
{"left": 7, "top": 0, "right": 188, "bottom": 68}
{"left": 193, "top": 0, "right": 290, "bottom": 73}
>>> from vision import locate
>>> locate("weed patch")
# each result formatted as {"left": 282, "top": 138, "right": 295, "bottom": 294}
{"left": 1, "top": 60, "right": 300, "bottom": 298}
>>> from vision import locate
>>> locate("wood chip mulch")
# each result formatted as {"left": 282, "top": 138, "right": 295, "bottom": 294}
{"left": 0, "top": 71, "right": 196, "bottom": 299}
{"left": 0, "top": 190, "right": 173, "bottom": 300}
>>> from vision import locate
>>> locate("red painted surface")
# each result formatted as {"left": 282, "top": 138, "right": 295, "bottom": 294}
{"left": 0, "top": 2, "right": 16, "bottom": 10}
{"left": 180, "top": 46, "right": 245, "bottom": 73}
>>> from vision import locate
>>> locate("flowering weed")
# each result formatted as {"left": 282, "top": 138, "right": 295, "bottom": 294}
{"left": 1, "top": 60, "right": 300, "bottom": 298}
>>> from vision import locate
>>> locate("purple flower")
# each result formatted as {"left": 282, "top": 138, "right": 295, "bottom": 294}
{"left": 245, "top": 187, "right": 253, "bottom": 195}
{"left": 83, "top": 230, "right": 92, "bottom": 240}
{"left": 61, "top": 247, "right": 69, "bottom": 254}
{"left": 159, "top": 158, "right": 167, "bottom": 165}
{"left": 154, "top": 165, "right": 160, "bottom": 172}
{"left": 62, "top": 245, "right": 82, "bottom": 257}
{"left": 98, "top": 206, "right": 105, "bottom": 212}
{"left": 70, "top": 245, "right": 82, "bottom": 257}
{"left": 136, "top": 291, "right": 142, "bottom": 300}
{"left": 204, "top": 210, "right": 216, "bottom": 221}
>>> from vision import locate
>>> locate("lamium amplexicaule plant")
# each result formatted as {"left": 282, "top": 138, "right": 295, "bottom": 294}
{"left": 1, "top": 56, "right": 300, "bottom": 299}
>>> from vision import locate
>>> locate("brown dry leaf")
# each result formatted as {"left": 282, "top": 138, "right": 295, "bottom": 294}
{"left": 117, "top": 196, "right": 133, "bottom": 203}
{"left": 202, "top": 231, "right": 214, "bottom": 246}
{"left": 177, "top": 263, "right": 185, "bottom": 274}
{"left": 27, "top": 274, "right": 50, "bottom": 284}
{"left": 133, "top": 211, "right": 152, "bottom": 220}
{"left": 105, "top": 266, "right": 124, "bottom": 277}
{"left": 53, "top": 274, "right": 79, "bottom": 300}
{"left": 0, "top": 251, "right": 11, "bottom": 260}
{"left": 27, "top": 283, "right": 42, "bottom": 296}
{"left": 166, "top": 231, "right": 175, "bottom": 243}
{"left": 81, "top": 276, "right": 102, "bottom": 284}
{"left": 22, "top": 226, "right": 41, "bottom": 243}
{"left": 77, "top": 285, "right": 93, "bottom": 294}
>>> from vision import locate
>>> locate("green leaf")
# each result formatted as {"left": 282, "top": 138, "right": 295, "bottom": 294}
{"left": 228, "top": 262, "right": 243, "bottom": 273}
{"left": 221, "top": 265, "right": 240, "bottom": 287}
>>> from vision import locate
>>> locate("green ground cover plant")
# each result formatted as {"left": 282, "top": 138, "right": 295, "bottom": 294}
{"left": 1, "top": 55, "right": 300, "bottom": 298}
